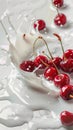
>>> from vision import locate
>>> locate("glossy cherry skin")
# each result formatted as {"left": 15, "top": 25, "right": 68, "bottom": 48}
{"left": 60, "top": 111, "right": 73, "bottom": 126}
{"left": 63, "top": 49, "right": 73, "bottom": 59}
{"left": 47, "top": 57, "right": 62, "bottom": 68}
{"left": 54, "top": 73, "right": 70, "bottom": 88}
{"left": 44, "top": 67, "right": 58, "bottom": 80}
{"left": 53, "top": 0, "right": 64, "bottom": 8}
{"left": 20, "top": 61, "right": 35, "bottom": 72}
{"left": 54, "top": 13, "right": 67, "bottom": 26}
{"left": 60, "top": 85, "right": 73, "bottom": 100}
{"left": 33, "top": 19, "right": 46, "bottom": 31}
{"left": 34, "top": 55, "right": 49, "bottom": 69}
{"left": 53, "top": 57, "right": 62, "bottom": 68}
{"left": 60, "top": 59, "right": 73, "bottom": 73}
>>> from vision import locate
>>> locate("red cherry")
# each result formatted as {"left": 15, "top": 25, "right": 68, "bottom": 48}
{"left": 60, "top": 111, "right": 73, "bottom": 126}
{"left": 60, "top": 59, "right": 73, "bottom": 73}
{"left": 53, "top": 0, "right": 64, "bottom": 8}
{"left": 20, "top": 61, "right": 35, "bottom": 72}
{"left": 63, "top": 49, "right": 73, "bottom": 59}
{"left": 44, "top": 67, "right": 58, "bottom": 80}
{"left": 47, "top": 57, "right": 62, "bottom": 68}
{"left": 34, "top": 55, "right": 49, "bottom": 69}
{"left": 54, "top": 73, "right": 70, "bottom": 88}
{"left": 54, "top": 13, "right": 67, "bottom": 26}
{"left": 60, "top": 85, "right": 73, "bottom": 100}
{"left": 33, "top": 19, "right": 46, "bottom": 31}
{"left": 47, "top": 60, "right": 53, "bottom": 67}
{"left": 53, "top": 57, "right": 62, "bottom": 68}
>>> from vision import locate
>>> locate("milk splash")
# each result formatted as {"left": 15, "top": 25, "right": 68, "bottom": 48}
{"left": 0, "top": 0, "right": 73, "bottom": 130}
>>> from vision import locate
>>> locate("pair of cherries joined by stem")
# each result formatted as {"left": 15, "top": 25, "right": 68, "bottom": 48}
{"left": 53, "top": 34, "right": 73, "bottom": 100}
{"left": 54, "top": 33, "right": 73, "bottom": 73}
{"left": 53, "top": 0, "right": 67, "bottom": 26}
{"left": 34, "top": 56, "right": 73, "bottom": 127}
{"left": 33, "top": 1, "right": 67, "bottom": 31}
{"left": 42, "top": 35, "right": 73, "bottom": 101}
{"left": 20, "top": 34, "right": 73, "bottom": 126}
{"left": 20, "top": 34, "right": 73, "bottom": 102}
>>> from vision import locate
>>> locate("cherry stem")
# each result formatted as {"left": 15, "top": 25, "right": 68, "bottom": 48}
{"left": 42, "top": 51, "right": 50, "bottom": 59}
{"left": 56, "top": 8, "right": 59, "bottom": 15}
{"left": 53, "top": 33, "right": 65, "bottom": 56}
{"left": 23, "top": 34, "right": 26, "bottom": 39}
{"left": 41, "top": 37, "right": 53, "bottom": 59}
{"left": 33, "top": 36, "right": 53, "bottom": 59}
{"left": 40, "top": 59, "right": 49, "bottom": 67}
{"left": 52, "top": 0, "right": 54, "bottom": 6}
{"left": 33, "top": 36, "right": 59, "bottom": 74}
{"left": 52, "top": 60, "right": 60, "bottom": 74}
{"left": 42, "top": 52, "right": 59, "bottom": 74}
{"left": 70, "top": 94, "right": 73, "bottom": 99}
{"left": 33, "top": 37, "right": 40, "bottom": 56}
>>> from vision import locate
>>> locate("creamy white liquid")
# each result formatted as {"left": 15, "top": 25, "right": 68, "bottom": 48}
{"left": 1, "top": 31, "right": 73, "bottom": 130}
{"left": 0, "top": 66, "right": 73, "bottom": 129}
{"left": 0, "top": 0, "right": 73, "bottom": 130}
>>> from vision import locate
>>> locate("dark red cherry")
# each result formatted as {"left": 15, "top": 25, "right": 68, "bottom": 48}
{"left": 47, "top": 57, "right": 62, "bottom": 68}
{"left": 53, "top": 0, "right": 64, "bottom": 8}
{"left": 60, "top": 111, "right": 73, "bottom": 126}
{"left": 60, "top": 59, "right": 73, "bottom": 73}
{"left": 54, "top": 13, "right": 67, "bottom": 26}
{"left": 63, "top": 49, "right": 73, "bottom": 59}
{"left": 33, "top": 19, "right": 46, "bottom": 31}
{"left": 44, "top": 67, "right": 58, "bottom": 80}
{"left": 53, "top": 57, "right": 62, "bottom": 68}
{"left": 60, "top": 85, "right": 73, "bottom": 100}
{"left": 54, "top": 73, "right": 70, "bottom": 88}
{"left": 20, "top": 61, "right": 35, "bottom": 72}
{"left": 34, "top": 55, "right": 49, "bottom": 69}
{"left": 47, "top": 60, "right": 53, "bottom": 67}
